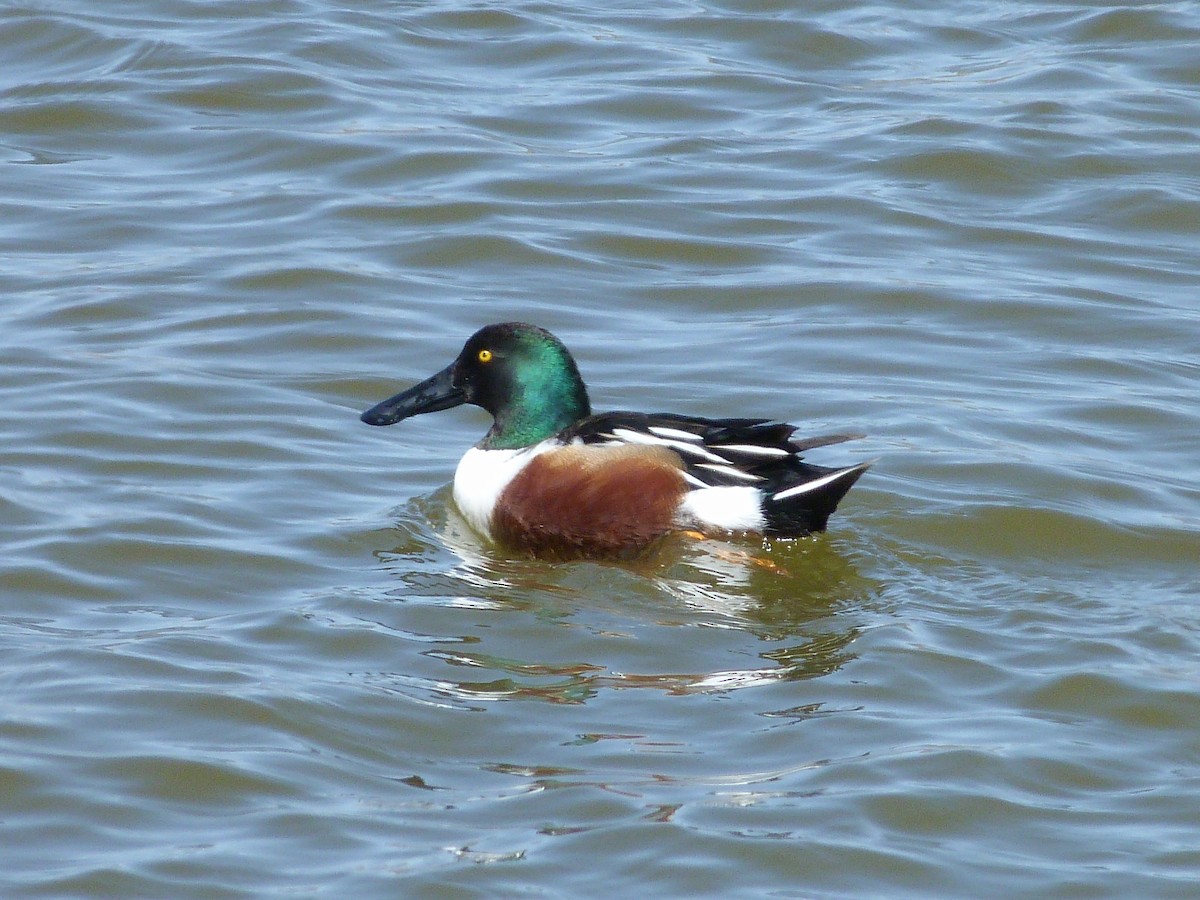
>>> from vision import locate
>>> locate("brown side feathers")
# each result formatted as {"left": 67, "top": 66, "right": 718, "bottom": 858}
{"left": 492, "top": 445, "right": 688, "bottom": 558}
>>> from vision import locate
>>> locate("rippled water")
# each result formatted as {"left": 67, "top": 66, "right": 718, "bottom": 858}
{"left": 3, "top": 1, "right": 1198, "bottom": 896}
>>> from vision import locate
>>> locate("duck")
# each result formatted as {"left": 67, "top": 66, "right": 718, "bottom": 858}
{"left": 361, "top": 322, "right": 871, "bottom": 558}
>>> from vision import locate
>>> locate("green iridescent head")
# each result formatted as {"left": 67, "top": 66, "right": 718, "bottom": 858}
{"left": 360, "top": 322, "right": 592, "bottom": 450}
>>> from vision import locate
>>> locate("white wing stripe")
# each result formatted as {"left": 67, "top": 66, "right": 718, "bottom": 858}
{"left": 714, "top": 443, "right": 790, "bottom": 458}
{"left": 610, "top": 427, "right": 660, "bottom": 444}
{"left": 610, "top": 427, "right": 728, "bottom": 463}
{"left": 648, "top": 426, "right": 703, "bottom": 442}
{"left": 771, "top": 467, "right": 853, "bottom": 501}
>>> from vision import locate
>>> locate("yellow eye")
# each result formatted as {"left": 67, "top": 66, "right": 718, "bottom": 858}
{"left": 477, "top": 348, "right": 493, "bottom": 363}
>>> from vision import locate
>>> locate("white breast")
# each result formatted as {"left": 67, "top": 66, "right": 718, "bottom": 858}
{"left": 452, "top": 442, "right": 557, "bottom": 539}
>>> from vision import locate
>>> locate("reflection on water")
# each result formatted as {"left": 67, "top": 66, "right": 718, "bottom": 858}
{"left": 366, "top": 488, "right": 871, "bottom": 710}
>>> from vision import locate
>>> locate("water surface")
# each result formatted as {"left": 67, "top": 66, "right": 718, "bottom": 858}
{"left": 2, "top": 1, "right": 1198, "bottom": 896}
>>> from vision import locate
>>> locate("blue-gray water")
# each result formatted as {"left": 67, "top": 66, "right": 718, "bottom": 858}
{"left": 2, "top": 2, "right": 1198, "bottom": 896}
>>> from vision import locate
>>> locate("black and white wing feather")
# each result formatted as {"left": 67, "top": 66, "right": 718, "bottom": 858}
{"left": 564, "top": 411, "right": 867, "bottom": 497}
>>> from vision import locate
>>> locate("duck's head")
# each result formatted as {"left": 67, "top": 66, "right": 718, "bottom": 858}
{"left": 361, "top": 322, "right": 592, "bottom": 450}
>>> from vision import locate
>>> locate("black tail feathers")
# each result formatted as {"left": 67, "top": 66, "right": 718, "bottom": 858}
{"left": 763, "top": 461, "right": 873, "bottom": 535}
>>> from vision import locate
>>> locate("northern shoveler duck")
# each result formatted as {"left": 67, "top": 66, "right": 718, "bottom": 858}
{"left": 361, "top": 322, "right": 871, "bottom": 558}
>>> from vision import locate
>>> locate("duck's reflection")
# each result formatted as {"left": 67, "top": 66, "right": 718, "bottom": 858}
{"left": 368, "top": 490, "right": 876, "bottom": 707}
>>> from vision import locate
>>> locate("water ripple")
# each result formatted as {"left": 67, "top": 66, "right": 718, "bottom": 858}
{"left": 3, "top": 1, "right": 1199, "bottom": 896}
